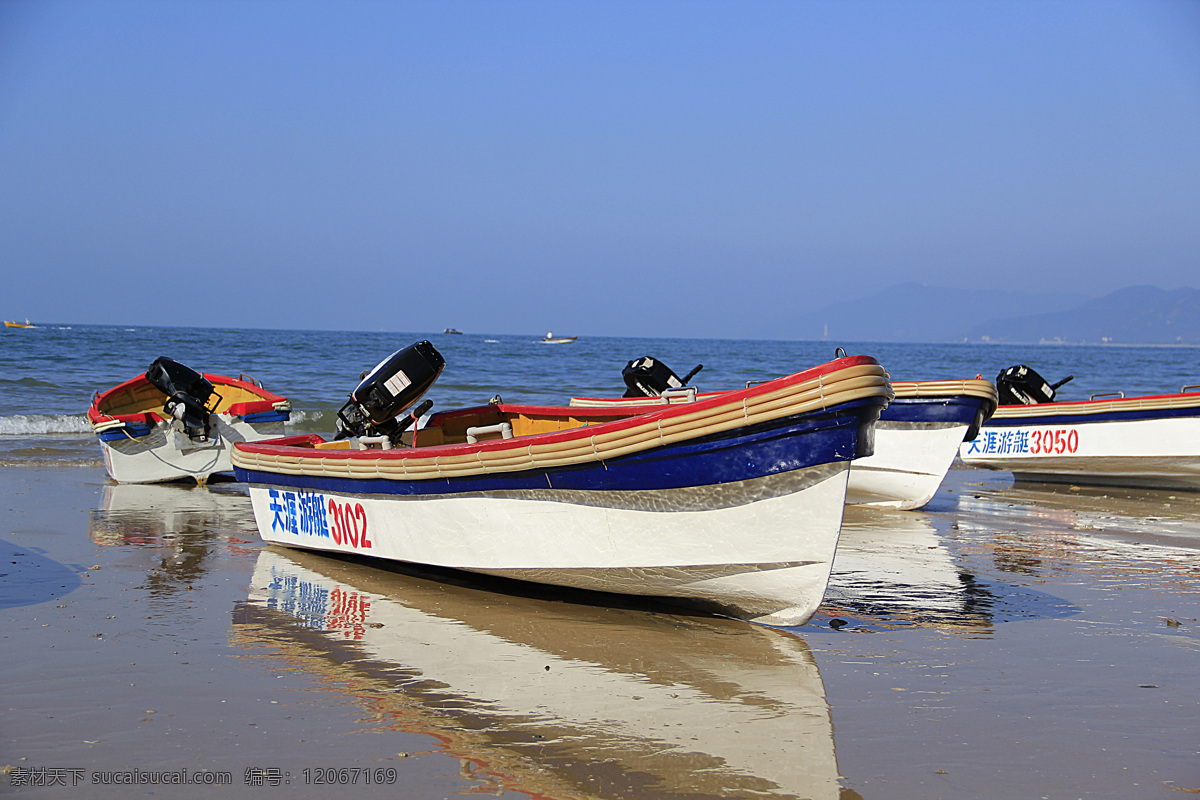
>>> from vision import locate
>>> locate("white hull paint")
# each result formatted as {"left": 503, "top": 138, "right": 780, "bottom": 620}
{"left": 961, "top": 416, "right": 1200, "bottom": 490}
{"left": 100, "top": 415, "right": 287, "bottom": 484}
{"left": 248, "top": 461, "right": 851, "bottom": 626}
{"left": 846, "top": 421, "right": 969, "bottom": 510}
{"left": 244, "top": 547, "right": 841, "bottom": 798}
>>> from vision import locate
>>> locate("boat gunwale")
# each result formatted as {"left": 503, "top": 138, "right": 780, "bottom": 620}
{"left": 988, "top": 389, "right": 1200, "bottom": 422}
{"left": 88, "top": 372, "right": 290, "bottom": 429}
{"left": 233, "top": 357, "right": 891, "bottom": 481}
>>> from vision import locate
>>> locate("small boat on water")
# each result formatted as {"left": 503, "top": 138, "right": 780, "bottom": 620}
{"left": 960, "top": 364, "right": 1200, "bottom": 490}
{"left": 88, "top": 357, "right": 291, "bottom": 485}
{"left": 571, "top": 356, "right": 997, "bottom": 510}
{"left": 443, "top": 328, "right": 463, "bottom": 334}
{"left": 541, "top": 330, "right": 577, "bottom": 344}
{"left": 232, "top": 340, "right": 893, "bottom": 626}
{"left": 4, "top": 318, "right": 34, "bottom": 328}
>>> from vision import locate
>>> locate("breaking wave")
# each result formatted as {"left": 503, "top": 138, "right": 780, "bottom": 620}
{"left": 0, "top": 414, "right": 92, "bottom": 436}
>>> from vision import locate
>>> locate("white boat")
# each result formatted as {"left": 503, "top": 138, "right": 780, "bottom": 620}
{"left": 570, "top": 358, "right": 996, "bottom": 510}
{"left": 88, "top": 357, "right": 290, "bottom": 484}
{"left": 960, "top": 364, "right": 1200, "bottom": 490}
{"left": 541, "top": 330, "right": 577, "bottom": 343}
{"left": 846, "top": 379, "right": 997, "bottom": 509}
{"left": 240, "top": 546, "right": 843, "bottom": 799}
{"left": 233, "top": 341, "right": 893, "bottom": 626}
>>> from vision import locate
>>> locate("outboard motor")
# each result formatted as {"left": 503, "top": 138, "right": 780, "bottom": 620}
{"left": 335, "top": 340, "right": 445, "bottom": 444}
{"left": 145, "top": 357, "right": 218, "bottom": 441}
{"left": 621, "top": 357, "right": 704, "bottom": 398}
{"left": 996, "top": 365, "right": 1074, "bottom": 406}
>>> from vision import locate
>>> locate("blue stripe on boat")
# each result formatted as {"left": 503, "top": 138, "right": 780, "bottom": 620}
{"left": 241, "top": 410, "right": 290, "bottom": 423}
{"left": 880, "top": 396, "right": 989, "bottom": 425}
{"left": 983, "top": 404, "right": 1200, "bottom": 427}
{"left": 235, "top": 397, "right": 885, "bottom": 497}
{"left": 97, "top": 423, "right": 154, "bottom": 441}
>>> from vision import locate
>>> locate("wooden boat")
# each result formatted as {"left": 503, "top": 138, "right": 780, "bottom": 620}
{"left": 4, "top": 318, "right": 34, "bottom": 328}
{"left": 570, "top": 357, "right": 996, "bottom": 510}
{"left": 241, "top": 546, "right": 842, "bottom": 799}
{"left": 232, "top": 341, "right": 892, "bottom": 626}
{"left": 960, "top": 364, "right": 1200, "bottom": 490}
{"left": 88, "top": 357, "right": 291, "bottom": 485}
{"left": 541, "top": 330, "right": 577, "bottom": 343}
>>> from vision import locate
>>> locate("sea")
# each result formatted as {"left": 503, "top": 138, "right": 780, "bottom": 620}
{"left": 2, "top": 322, "right": 1198, "bottom": 469}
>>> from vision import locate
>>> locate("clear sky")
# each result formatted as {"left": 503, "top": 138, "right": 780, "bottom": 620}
{"left": 2, "top": 0, "right": 1198, "bottom": 339}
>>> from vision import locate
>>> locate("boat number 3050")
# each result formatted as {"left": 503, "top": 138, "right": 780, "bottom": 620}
{"left": 966, "top": 427, "right": 1081, "bottom": 456}
{"left": 266, "top": 488, "right": 373, "bottom": 550}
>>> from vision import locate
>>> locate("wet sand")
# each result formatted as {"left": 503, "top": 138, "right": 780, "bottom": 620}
{"left": 2, "top": 464, "right": 1198, "bottom": 799}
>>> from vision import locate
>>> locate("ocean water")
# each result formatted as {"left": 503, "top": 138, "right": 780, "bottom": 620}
{"left": 2, "top": 323, "right": 1198, "bottom": 468}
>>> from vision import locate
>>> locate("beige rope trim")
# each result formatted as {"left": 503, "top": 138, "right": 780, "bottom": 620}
{"left": 890, "top": 379, "right": 998, "bottom": 403}
{"left": 232, "top": 364, "right": 892, "bottom": 481}
{"left": 992, "top": 391, "right": 1200, "bottom": 420}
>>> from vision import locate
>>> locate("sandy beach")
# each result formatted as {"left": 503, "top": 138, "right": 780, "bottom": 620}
{"left": 3, "top": 463, "right": 1198, "bottom": 799}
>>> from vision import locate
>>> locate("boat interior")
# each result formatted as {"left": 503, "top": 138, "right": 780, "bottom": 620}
{"left": 313, "top": 404, "right": 644, "bottom": 450}
{"left": 96, "top": 375, "right": 275, "bottom": 421}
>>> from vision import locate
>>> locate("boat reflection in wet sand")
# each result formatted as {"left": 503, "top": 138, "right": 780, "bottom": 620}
{"left": 236, "top": 547, "right": 843, "bottom": 800}
{"left": 89, "top": 482, "right": 256, "bottom": 595}
{"left": 823, "top": 506, "right": 997, "bottom": 628}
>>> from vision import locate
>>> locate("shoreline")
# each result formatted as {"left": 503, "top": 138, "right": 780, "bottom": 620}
{"left": 3, "top": 464, "right": 1199, "bottom": 799}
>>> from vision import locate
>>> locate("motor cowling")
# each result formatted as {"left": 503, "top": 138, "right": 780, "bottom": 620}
{"left": 996, "top": 365, "right": 1073, "bottom": 405}
{"left": 146, "top": 357, "right": 217, "bottom": 441}
{"left": 621, "top": 356, "right": 703, "bottom": 398}
{"left": 336, "top": 340, "right": 445, "bottom": 442}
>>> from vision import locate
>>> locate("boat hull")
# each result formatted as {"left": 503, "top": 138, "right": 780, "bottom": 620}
{"left": 89, "top": 370, "right": 290, "bottom": 484}
{"left": 847, "top": 386, "right": 996, "bottom": 509}
{"left": 98, "top": 414, "right": 288, "bottom": 484}
{"left": 236, "top": 355, "right": 893, "bottom": 625}
{"left": 960, "top": 392, "right": 1200, "bottom": 490}
{"left": 247, "top": 460, "right": 849, "bottom": 626}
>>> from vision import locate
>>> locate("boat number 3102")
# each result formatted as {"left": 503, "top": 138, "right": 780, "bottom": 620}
{"left": 266, "top": 488, "right": 373, "bottom": 550}
{"left": 966, "top": 428, "right": 1081, "bottom": 456}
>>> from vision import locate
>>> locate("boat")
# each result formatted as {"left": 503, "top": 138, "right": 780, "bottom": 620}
{"left": 541, "top": 330, "right": 577, "bottom": 343}
{"left": 442, "top": 328, "right": 463, "bottom": 334}
{"left": 570, "top": 355, "right": 997, "bottom": 510}
{"left": 232, "top": 340, "right": 893, "bottom": 626}
{"left": 959, "top": 364, "right": 1200, "bottom": 490}
{"left": 88, "top": 357, "right": 291, "bottom": 485}
{"left": 4, "top": 318, "right": 34, "bottom": 328}
{"left": 238, "top": 546, "right": 843, "bottom": 799}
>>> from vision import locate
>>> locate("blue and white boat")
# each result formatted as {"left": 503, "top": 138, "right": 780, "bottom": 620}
{"left": 960, "top": 365, "right": 1200, "bottom": 490}
{"left": 233, "top": 341, "right": 892, "bottom": 626}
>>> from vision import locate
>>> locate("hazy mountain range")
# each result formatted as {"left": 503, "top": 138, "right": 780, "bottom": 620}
{"left": 814, "top": 284, "right": 1200, "bottom": 345}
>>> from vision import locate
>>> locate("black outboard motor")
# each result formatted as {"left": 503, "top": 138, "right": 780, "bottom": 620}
{"left": 145, "top": 357, "right": 218, "bottom": 441}
{"left": 335, "top": 340, "right": 445, "bottom": 444}
{"left": 995, "top": 365, "right": 1074, "bottom": 406}
{"left": 621, "top": 357, "right": 704, "bottom": 398}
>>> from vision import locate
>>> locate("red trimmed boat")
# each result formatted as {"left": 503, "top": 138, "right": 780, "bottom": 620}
{"left": 233, "top": 341, "right": 893, "bottom": 626}
{"left": 961, "top": 364, "right": 1200, "bottom": 490}
{"left": 88, "top": 357, "right": 291, "bottom": 484}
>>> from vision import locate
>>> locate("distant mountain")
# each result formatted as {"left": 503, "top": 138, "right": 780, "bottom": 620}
{"left": 811, "top": 283, "right": 1200, "bottom": 345}
{"left": 966, "top": 286, "right": 1200, "bottom": 345}
{"left": 812, "top": 283, "right": 1090, "bottom": 344}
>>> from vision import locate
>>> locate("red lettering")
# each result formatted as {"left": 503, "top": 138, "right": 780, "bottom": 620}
{"left": 356, "top": 504, "right": 371, "bottom": 549}
{"left": 1067, "top": 429, "right": 1079, "bottom": 453}
{"left": 328, "top": 499, "right": 341, "bottom": 545}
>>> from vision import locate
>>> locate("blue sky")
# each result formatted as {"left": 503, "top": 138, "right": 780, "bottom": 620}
{"left": 2, "top": 0, "right": 1198, "bottom": 339}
